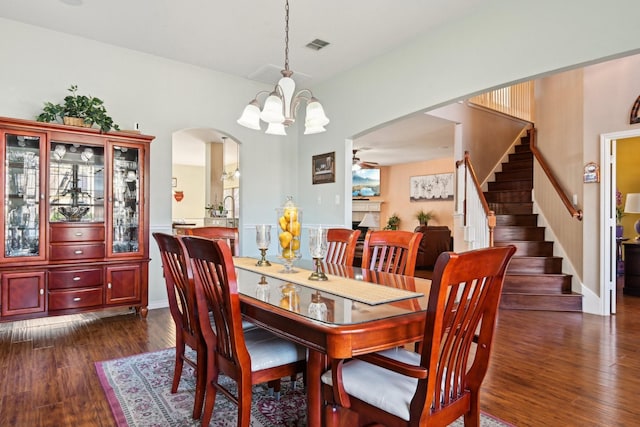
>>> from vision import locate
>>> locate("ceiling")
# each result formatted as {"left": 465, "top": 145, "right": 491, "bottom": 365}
{"left": 1, "top": 0, "right": 482, "bottom": 166}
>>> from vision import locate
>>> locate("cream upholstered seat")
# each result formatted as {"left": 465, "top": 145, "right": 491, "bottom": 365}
{"left": 180, "top": 236, "right": 306, "bottom": 427}
{"left": 322, "top": 246, "right": 516, "bottom": 427}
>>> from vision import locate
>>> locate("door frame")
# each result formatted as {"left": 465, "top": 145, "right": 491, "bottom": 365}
{"left": 600, "top": 129, "right": 640, "bottom": 315}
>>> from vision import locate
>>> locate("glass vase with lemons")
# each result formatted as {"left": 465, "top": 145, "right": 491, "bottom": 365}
{"left": 276, "top": 196, "right": 302, "bottom": 273}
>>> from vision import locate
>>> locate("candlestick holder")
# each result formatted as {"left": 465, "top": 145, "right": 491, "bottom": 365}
{"left": 308, "top": 291, "right": 328, "bottom": 321}
{"left": 308, "top": 226, "right": 328, "bottom": 281}
{"left": 255, "top": 224, "right": 272, "bottom": 266}
{"left": 308, "top": 257, "right": 328, "bottom": 281}
{"left": 257, "top": 248, "right": 271, "bottom": 266}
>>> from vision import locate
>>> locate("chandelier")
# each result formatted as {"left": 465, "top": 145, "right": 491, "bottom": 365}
{"left": 237, "top": 0, "right": 329, "bottom": 135}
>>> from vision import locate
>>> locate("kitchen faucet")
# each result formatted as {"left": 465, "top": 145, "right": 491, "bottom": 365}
{"left": 223, "top": 195, "right": 236, "bottom": 225}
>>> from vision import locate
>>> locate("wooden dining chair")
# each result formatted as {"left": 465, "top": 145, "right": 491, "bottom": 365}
{"left": 185, "top": 226, "right": 240, "bottom": 256}
{"left": 180, "top": 236, "right": 307, "bottom": 427}
{"left": 152, "top": 232, "right": 207, "bottom": 420}
{"left": 321, "top": 245, "right": 516, "bottom": 427}
{"left": 361, "top": 229, "right": 423, "bottom": 277}
{"left": 326, "top": 228, "right": 361, "bottom": 266}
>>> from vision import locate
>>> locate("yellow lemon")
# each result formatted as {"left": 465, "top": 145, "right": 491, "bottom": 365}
{"left": 278, "top": 216, "right": 288, "bottom": 231}
{"left": 280, "top": 283, "right": 297, "bottom": 295}
{"left": 290, "top": 238, "right": 300, "bottom": 251}
{"left": 284, "top": 207, "right": 298, "bottom": 222}
{"left": 282, "top": 247, "right": 296, "bottom": 259}
{"left": 279, "top": 231, "right": 292, "bottom": 248}
{"left": 287, "top": 221, "right": 301, "bottom": 236}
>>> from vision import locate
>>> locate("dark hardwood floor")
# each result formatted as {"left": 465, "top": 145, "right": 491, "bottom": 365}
{"left": 1, "top": 280, "right": 638, "bottom": 426}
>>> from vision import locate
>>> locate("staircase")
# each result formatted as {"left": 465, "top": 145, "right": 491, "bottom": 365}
{"left": 485, "top": 135, "right": 582, "bottom": 311}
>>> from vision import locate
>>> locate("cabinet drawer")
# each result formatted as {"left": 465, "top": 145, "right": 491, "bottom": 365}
{"left": 49, "top": 268, "right": 103, "bottom": 290}
{"left": 50, "top": 225, "right": 105, "bottom": 243}
{"left": 48, "top": 287, "right": 103, "bottom": 310}
{"left": 49, "top": 244, "right": 105, "bottom": 261}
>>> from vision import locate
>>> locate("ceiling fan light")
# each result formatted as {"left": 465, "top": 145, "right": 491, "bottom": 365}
{"left": 237, "top": 101, "right": 261, "bottom": 130}
{"left": 260, "top": 93, "right": 285, "bottom": 123}
{"left": 266, "top": 122, "right": 287, "bottom": 135}
{"left": 305, "top": 98, "right": 329, "bottom": 126}
{"left": 352, "top": 162, "right": 362, "bottom": 172}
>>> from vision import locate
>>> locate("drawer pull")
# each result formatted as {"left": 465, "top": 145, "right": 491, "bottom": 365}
{"left": 74, "top": 250, "right": 83, "bottom": 255}
{"left": 73, "top": 297, "right": 81, "bottom": 302}
{"left": 75, "top": 232, "right": 84, "bottom": 236}
{"left": 73, "top": 276, "right": 81, "bottom": 281}
{"left": 40, "top": 289, "right": 44, "bottom": 295}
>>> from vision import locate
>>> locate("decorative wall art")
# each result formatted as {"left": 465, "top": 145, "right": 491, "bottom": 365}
{"left": 410, "top": 173, "right": 454, "bottom": 201}
{"left": 583, "top": 162, "right": 600, "bottom": 183}
{"left": 630, "top": 94, "right": 640, "bottom": 124}
{"left": 312, "top": 152, "right": 335, "bottom": 184}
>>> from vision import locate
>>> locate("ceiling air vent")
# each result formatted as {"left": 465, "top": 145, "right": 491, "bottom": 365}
{"left": 306, "top": 39, "right": 329, "bottom": 51}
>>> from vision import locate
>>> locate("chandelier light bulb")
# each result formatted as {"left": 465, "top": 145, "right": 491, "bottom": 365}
{"left": 266, "top": 122, "right": 287, "bottom": 135}
{"left": 236, "top": 0, "right": 329, "bottom": 135}
{"left": 237, "top": 101, "right": 261, "bottom": 130}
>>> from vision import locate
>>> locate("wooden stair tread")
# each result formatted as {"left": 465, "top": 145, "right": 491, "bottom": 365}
{"left": 488, "top": 132, "right": 581, "bottom": 313}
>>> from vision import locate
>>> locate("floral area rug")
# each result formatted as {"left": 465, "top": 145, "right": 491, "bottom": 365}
{"left": 96, "top": 348, "right": 513, "bottom": 427}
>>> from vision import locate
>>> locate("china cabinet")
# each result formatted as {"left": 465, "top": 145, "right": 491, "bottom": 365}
{"left": 0, "top": 116, "right": 154, "bottom": 320}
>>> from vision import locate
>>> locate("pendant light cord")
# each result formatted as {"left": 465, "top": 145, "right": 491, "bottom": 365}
{"left": 284, "top": 0, "right": 290, "bottom": 72}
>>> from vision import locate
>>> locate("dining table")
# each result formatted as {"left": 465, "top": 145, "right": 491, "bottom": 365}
{"left": 233, "top": 257, "right": 431, "bottom": 427}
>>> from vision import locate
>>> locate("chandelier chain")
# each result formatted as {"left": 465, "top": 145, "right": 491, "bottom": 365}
{"left": 284, "top": 0, "right": 290, "bottom": 72}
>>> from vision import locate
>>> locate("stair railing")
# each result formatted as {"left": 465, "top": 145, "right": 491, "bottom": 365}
{"left": 529, "top": 128, "right": 583, "bottom": 220}
{"left": 456, "top": 151, "right": 496, "bottom": 247}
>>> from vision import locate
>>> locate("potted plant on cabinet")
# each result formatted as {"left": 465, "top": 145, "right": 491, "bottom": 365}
{"left": 415, "top": 209, "right": 433, "bottom": 226}
{"left": 36, "top": 85, "right": 120, "bottom": 133}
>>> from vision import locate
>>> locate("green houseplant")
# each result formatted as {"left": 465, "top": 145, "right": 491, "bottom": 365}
{"left": 415, "top": 209, "right": 433, "bottom": 226}
{"left": 384, "top": 213, "right": 401, "bottom": 230}
{"left": 36, "top": 85, "right": 120, "bottom": 133}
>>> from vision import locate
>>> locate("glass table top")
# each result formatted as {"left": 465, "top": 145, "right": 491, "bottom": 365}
{"left": 235, "top": 258, "right": 430, "bottom": 326}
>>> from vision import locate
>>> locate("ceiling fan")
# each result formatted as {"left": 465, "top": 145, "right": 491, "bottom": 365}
{"left": 352, "top": 149, "right": 379, "bottom": 170}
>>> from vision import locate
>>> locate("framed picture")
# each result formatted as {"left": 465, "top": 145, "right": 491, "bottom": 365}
{"left": 312, "top": 152, "right": 335, "bottom": 185}
{"left": 410, "top": 173, "right": 454, "bottom": 201}
{"left": 583, "top": 162, "right": 600, "bottom": 183}
{"left": 172, "top": 177, "right": 177, "bottom": 187}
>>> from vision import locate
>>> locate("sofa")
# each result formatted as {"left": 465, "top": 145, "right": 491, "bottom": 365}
{"left": 414, "top": 225, "right": 452, "bottom": 269}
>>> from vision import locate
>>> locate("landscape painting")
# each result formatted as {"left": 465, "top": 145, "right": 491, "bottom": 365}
{"left": 352, "top": 168, "right": 381, "bottom": 197}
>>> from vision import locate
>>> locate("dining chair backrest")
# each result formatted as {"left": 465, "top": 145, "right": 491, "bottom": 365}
{"left": 180, "top": 236, "right": 306, "bottom": 427}
{"left": 185, "top": 226, "right": 239, "bottom": 256}
{"left": 152, "top": 232, "right": 207, "bottom": 419}
{"left": 323, "top": 245, "right": 516, "bottom": 427}
{"left": 416, "top": 245, "right": 516, "bottom": 422}
{"left": 361, "top": 229, "right": 422, "bottom": 276}
{"left": 326, "top": 228, "right": 361, "bottom": 266}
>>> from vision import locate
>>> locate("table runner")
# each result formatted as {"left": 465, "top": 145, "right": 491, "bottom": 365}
{"left": 233, "top": 257, "right": 423, "bottom": 305}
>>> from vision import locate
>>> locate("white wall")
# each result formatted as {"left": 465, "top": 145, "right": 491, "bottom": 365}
{"left": 172, "top": 163, "right": 205, "bottom": 225}
{"left": 0, "top": 18, "right": 295, "bottom": 307}
{"left": 1, "top": 0, "right": 640, "bottom": 310}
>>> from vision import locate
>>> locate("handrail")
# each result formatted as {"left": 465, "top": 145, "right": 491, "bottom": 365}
{"left": 528, "top": 128, "right": 583, "bottom": 221}
{"left": 456, "top": 152, "right": 496, "bottom": 247}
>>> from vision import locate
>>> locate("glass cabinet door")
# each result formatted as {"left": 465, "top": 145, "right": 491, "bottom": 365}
{"left": 111, "top": 145, "right": 141, "bottom": 254}
{"left": 4, "top": 132, "right": 43, "bottom": 258}
{"left": 49, "top": 142, "right": 105, "bottom": 223}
